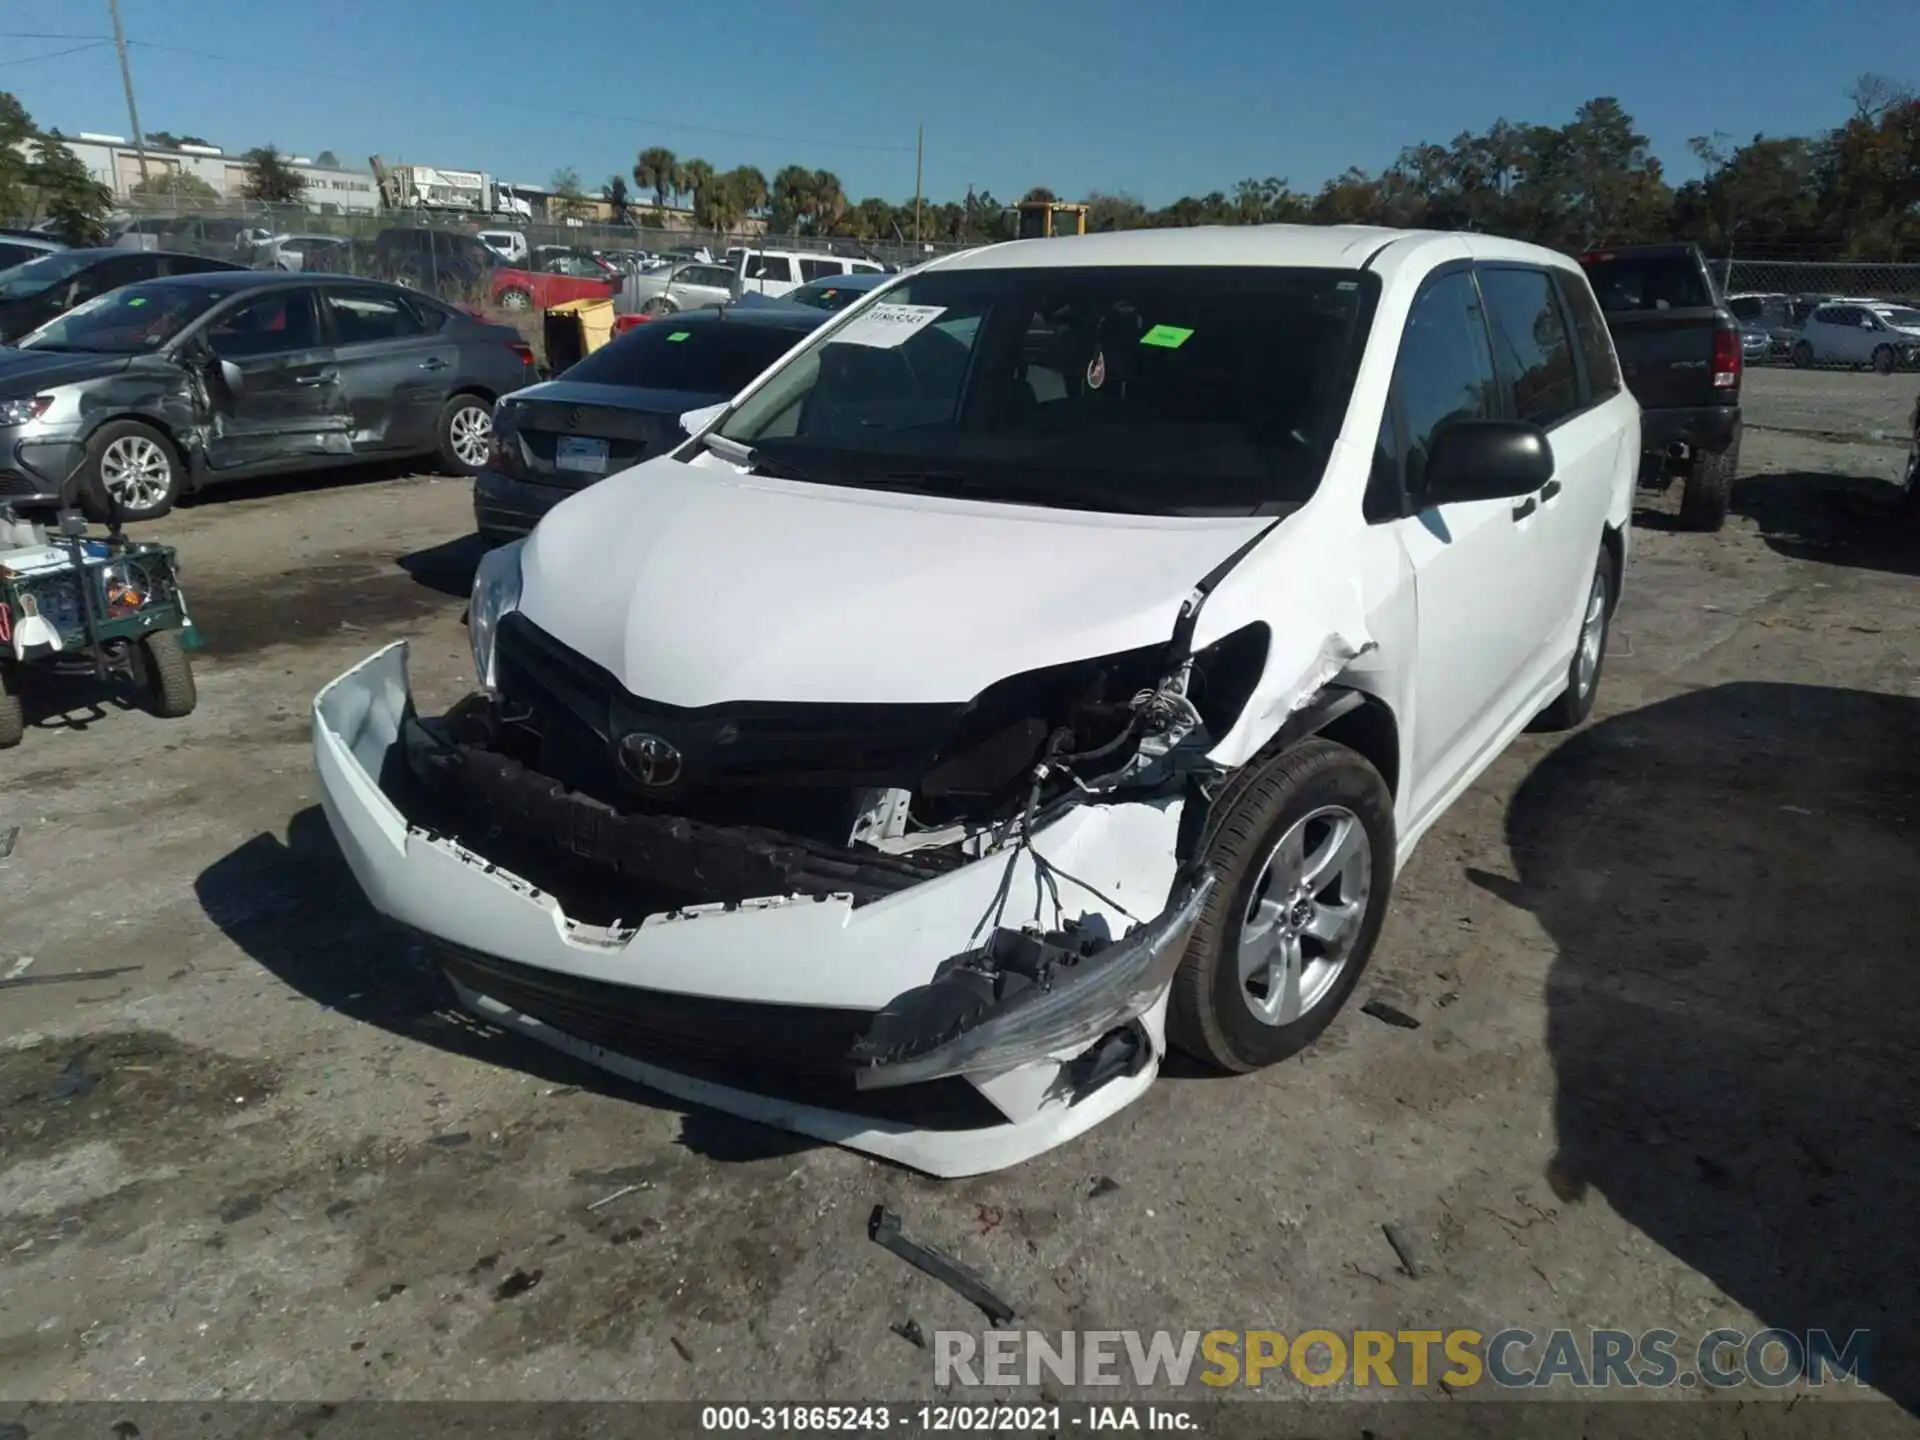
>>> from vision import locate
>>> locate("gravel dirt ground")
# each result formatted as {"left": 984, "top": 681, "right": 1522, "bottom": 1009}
{"left": 1, "top": 398, "right": 1916, "bottom": 1421}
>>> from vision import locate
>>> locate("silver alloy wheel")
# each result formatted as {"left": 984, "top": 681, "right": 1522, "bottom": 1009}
{"left": 499, "top": 288, "right": 531, "bottom": 311}
{"left": 1575, "top": 569, "right": 1607, "bottom": 698}
{"left": 99, "top": 435, "right": 172, "bottom": 512}
{"left": 449, "top": 404, "right": 493, "bottom": 469}
{"left": 1236, "top": 805, "right": 1372, "bottom": 1026}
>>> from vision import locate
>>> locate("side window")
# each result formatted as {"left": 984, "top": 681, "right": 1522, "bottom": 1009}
{"left": 1554, "top": 269, "right": 1620, "bottom": 402}
{"left": 323, "top": 288, "right": 425, "bottom": 345}
{"left": 207, "top": 291, "right": 321, "bottom": 359}
{"left": 1391, "top": 271, "right": 1498, "bottom": 502}
{"left": 851, "top": 262, "right": 883, "bottom": 275}
{"left": 1478, "top": 267, "right": 1581, "bottom": 428}
{"left": 799, "top": 258, "right": 839, "bottom": 282}
{"left": 760, "top": 256, "right": 796, "bottom": 284}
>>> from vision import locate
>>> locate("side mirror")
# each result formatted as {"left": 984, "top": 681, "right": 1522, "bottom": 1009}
{"left": 1421, "top": 420, "right": 1555, "bottom": 506}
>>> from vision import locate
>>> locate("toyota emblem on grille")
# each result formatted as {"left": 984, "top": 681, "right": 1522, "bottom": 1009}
{"left": 617, "top": 732, "right": 683, "bottom": 788}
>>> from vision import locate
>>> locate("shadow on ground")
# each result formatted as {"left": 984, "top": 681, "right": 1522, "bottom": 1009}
{"left": 1474, "top": 682, "right": 1920, "bottom": 1412}
{"left": 194, "top": 806, "right": 813, "bottom": 1165}
{"left": 1731, "top": 468, "right": 1920, "bottom": 576}
{"left": 179, "top": 456, "right": 425, "bottom": 510}
{"left": 398, "top": 533, "right": 487, "bottom": 599}
{"left": 12, "top": 664, "right": 143, "bottom": 737}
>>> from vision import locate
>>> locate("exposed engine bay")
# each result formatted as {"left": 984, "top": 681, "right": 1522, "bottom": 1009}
{"left": 403, "top": 605, "right": 1274, "bottom": 923}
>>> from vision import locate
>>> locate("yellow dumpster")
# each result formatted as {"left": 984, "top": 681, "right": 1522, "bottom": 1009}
{"left": 542, "top": 297, "right": 617, "bottom": 375}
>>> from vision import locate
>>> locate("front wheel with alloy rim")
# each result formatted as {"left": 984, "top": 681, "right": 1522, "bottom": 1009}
{"left": 1792, "top": 341, "right": 1814, "bottom": 368}
{"left": 83, "top": 420, "right": 181, "bottom": 521}
{"left": 1169, "top": 738, "right": 1394, "bottom": 1072}
{"left": 640, "top": 296, "right": 676, "bottom": 318}
{"left": 1873, "top": 346, "right": 1896, "bottom": 375}
{"left": 435, "top": 395, "right": 494, "bottom": 476}
{"left": 497, "top": 287, "right": 532, "bottom": 312}
{"left": 1532, "top": 549, "right": 1613, "bottom": 731}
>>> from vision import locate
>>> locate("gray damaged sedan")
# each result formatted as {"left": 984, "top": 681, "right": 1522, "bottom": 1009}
{"left": 0, "top": 270, "right": 535, "bottom": 520}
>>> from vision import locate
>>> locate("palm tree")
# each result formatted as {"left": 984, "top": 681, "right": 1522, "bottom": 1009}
{"left": 807, "top": 169, "right": 846, "bottom": 234}
{"left": 681, "top": 157, "right": 716, "bottom": 226}
{"left": 770, "top": 164, "right": 812, "bottom": 233}
{"left": 725, "top": 165, "right": 767, "bottom": 217}
{"left": 633, "top": 146, "right": 680, "bottom": 210}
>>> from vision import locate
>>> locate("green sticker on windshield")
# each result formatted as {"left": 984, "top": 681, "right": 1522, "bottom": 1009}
{"left": 125, "top": 296, "right": 147, "bottom": 307}
{"left": 667, "top": 330, "right": 690, "bottom": 342}
{"left": 1140, "top": 324, "right": 1192, "bottom": 349}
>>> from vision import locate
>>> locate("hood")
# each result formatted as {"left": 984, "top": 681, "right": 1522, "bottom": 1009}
{"left": 0, "top": 346, "right": 132, "bottom": 390}
{"left": 517, "top": 453, "right": 1273, "bottom": 707}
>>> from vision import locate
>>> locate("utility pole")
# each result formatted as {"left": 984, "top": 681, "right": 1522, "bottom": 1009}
{"left": 913, "top": 123, "right": 923, "bottom": 247}
{"left": 107, "top": 0, "right": 150, "bottom": 187}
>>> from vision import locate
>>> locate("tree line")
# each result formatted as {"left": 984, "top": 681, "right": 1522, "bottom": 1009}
{"left": 611, "top": 78, "right": 1918, "bottom": 259}
{"left": 7, "top": 78, "right": 1916, "bottom": 259}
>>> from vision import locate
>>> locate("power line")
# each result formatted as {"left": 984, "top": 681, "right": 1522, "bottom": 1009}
{"left": 116, "top": 39, "right": 919, "bottom": 156}
{"left": 0, "top": 40, "right": 110, "bottom": 66}
{"left": 0, "top": 31, "right": 113, "bottom": 40}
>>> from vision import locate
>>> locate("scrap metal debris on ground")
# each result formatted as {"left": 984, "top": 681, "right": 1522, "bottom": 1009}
{"left": 1361, "top": 997, "right": 1422, "bottom": 1030}
{"left": 868, "top": 1205, "right": 1017, "bottom": 1326}
{"left": 1382, "top": 1222, "right": 1427, "bottom": 1278}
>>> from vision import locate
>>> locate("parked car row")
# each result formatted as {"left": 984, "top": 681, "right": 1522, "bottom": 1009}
{"left": 1727, "top": 289, "right": 1920, "bottom": 371}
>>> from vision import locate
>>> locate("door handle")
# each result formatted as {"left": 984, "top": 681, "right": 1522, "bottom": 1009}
{"left": 293, "top": 370, "right": 337, "bottom": 386}
{"left": 1541, "top": 478, "right": 1563, "bottom": 501}
{"left": 1511, "top": 496, "right": 1537, "bottom": 521}
{"left": 418, "top": 357, "right": 449, "bottom": 371}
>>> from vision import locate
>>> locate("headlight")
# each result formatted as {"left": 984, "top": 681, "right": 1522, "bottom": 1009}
{"left": 0, "top": 396, "right": 53, "bottom": 426}
{"left": 468, "top": 538, "right": 524, "bottom": 688}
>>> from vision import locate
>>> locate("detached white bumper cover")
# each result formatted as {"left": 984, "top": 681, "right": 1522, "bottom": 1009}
{"left": 311, "top": 642, "right": 1204, "bottom": 1177}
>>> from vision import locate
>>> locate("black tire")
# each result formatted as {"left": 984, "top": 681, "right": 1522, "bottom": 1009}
{"left": 0, "top": 662, "right": 22, "bottom": 749}
{"left": 1679, "top": 439, "right": 1737, "bottom": 532}
{"left": 1532, "top": 548, "right": 1614, "bottom": 732}
{"left": 1873, "top": 346, "right": 1895, "bottom": 376}
{"left": 640, "top": 295, "right": 676, "bottom": 318}
{"left": 1792, "top": 340, "right": 1813, "bottom": 369}
{"left": 498, "top": 287, "right": 532, "bottom": 312}
{"left": 434, "top": 394, "right": 494, "bottom": 477}
{"left": 134, "top": 629, "right": 196, "bottom": 719}
{"left": 1168, "top": 738, "right": 1395, "bottom": 1073}
{"left": 80, "top": 419, "right": 183, "bottom": 522}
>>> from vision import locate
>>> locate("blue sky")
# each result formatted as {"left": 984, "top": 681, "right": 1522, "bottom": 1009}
{"left": 5, "top": 0, "right": 1914, "bottom": 205}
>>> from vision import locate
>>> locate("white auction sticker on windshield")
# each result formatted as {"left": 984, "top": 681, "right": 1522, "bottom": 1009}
{"left": 830, "top": 303, "right": 947, "bottom": 349}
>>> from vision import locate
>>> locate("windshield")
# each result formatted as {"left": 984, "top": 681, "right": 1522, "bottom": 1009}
{"left": 563, "top": 318, "right": 812, "bottom": 393}
{"left": 714, "top": 265, "right": 1374, "bottom": 516}
{"left": 16, "top": 282, "right": 223, "bottom": 353}
{"left": 1878, "top": 307, "right": 1920, "bottom": 328}
{"left": 0, "top": 250, "right": 98, "bottom": 300}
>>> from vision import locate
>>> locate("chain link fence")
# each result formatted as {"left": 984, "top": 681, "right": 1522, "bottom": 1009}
{"left": 1713, "top": 257, "right": 1920, "bottom": 305}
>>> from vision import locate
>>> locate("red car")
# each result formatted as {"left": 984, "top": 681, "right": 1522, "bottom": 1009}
{"left": 491, "top": 265, "right": 616, "bottom": 313}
